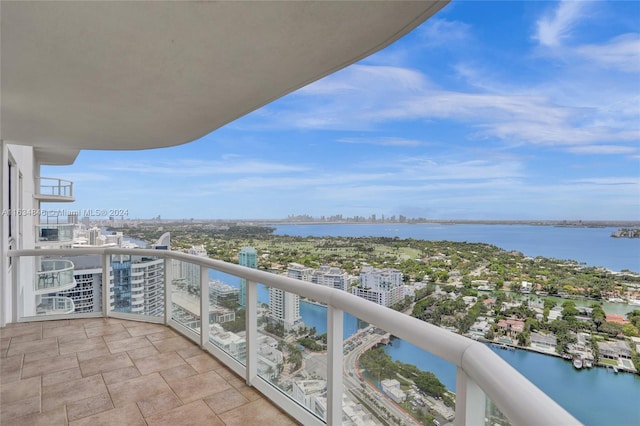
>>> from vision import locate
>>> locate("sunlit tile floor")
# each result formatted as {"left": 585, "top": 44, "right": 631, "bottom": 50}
{"left": 1, "top": 318, "right": 297, "bottom": 425}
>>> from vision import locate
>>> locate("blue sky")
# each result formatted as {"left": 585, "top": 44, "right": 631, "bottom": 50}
{"left": 44, "top": 1, "right": 640, "bottom": 221}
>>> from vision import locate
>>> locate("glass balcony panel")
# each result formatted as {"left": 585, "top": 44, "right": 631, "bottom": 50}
{"left": 55, "top": 254, "right": 103, "bottom": 314}
{"left": 170, "top": 259, "right": 201, "bottom": 333}
{"left": 486, "top": 397, "right": 511, "bottom": 426}
{"left": 36, "top": 258, "right": 76, "bottom": 294}
{"left": 110, "top": 254, "right": 164, "bottom": 318}
{"left": 37, "top": 223, "right": 75, "bottom": 243}
{"left": 207, "top": 270, "right": 246, "bottom": 365}
{"left": 351, "top": 330, "right": 457, "bottom": 426}
{"left": 36, "top": 176, "right": 74, "bottom": 200}
{"left": 37, "top": 296, "right": 75, "bottom": 315}
{"left": 257, "top": 285, "right": 326, "bottom": 421}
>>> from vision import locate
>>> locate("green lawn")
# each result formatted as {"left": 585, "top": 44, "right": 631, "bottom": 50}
{"left": 599, "top": 358, "right": 618, "bottom": 366}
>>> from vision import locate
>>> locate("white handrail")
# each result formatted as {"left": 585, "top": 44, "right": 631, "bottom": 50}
{"left": 7, "top": 247, "right": 580, "bottom": 425}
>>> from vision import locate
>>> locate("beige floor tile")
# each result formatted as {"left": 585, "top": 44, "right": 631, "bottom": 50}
{"left": 79, "top": 352, "right": 133, "bottom": 377}
{"left": 69, "top": 403, "right": 146, "bottom": 426}
{"left": 75, "top": 345, "right": 111, "bottom": 362}
{"left": 67, "top": 391, "right": 114, "bottom": 422}
{"left": 204, "top": 387, "right": 250, "bottom": 414}
{"left": 145, "top": 329, "right": 177, "bottom": 342}
{"left": 43, "top": 323, "right": 85, "bottom": 338}
{"left": 159, "top": 363, "right": 198, "bottom": 384}
{"left": 42, "top": 366, "right": 83, "bottom": 386}
{"left": 218, "top": 398, "right": 296, "bottom": 426}
{"left": 7, "top": 330, "right": 44, "bottom": 344}
{"left": 6, "top": 404, "right": 66, "bottom": 426}
{"left": 126, "top": 323, "right": 168, "bottom": 337}
{"left": 7, "top": 336, "right": 57, "bottom": 357}
{"left": 185, "top": 352, "right": 224, "bottom": 372}
{"left": 42, "top": 373, "right": 107, "bottom": 411}
{"left": 0, "top": 323, "right": 42, "bottom": 339}
{"left": 136, "top": 389, "right": 183, "bottom": 418}
{"left": 233, "top": 382, "right": 263, "bottom": 401}
{"left": 177, "top": 344, "right": 203, "bottom": 359}
{"left": 60, "top": 336, "right": 107, "bottom": 355}
{"left": 133, "top": 351, "right": 186, "bottom": 375}
{"left": 0, "top": 375, "right": 41, "bottom": 404}
{"left": 41, "top": 319, "right": 70, "bottom": 329}
{"left": 168, "top": 370, "right": 232, "bottom": 403}
{"left": 23, "top": 346, "right": 60, "bottom": 362}
{"left": 105, "top": 335, "right": 153, "bottom": 354}
{"left": 127, "top": 344, "right": 160, "bottom": 360}
{"left": 107, "top": 372, "right": 172, "bottom": 407}
{"left": 145, "top": 399, "right": 223, "bottom": 426}
{"left": 84, "top": 323, "right": 126, "bottom": 338}
{"left": 101, "top": 330, "right": 133, "bottom": 342}
{"left": 101, "top": 366, "right": 140, "bottom": 385}
{"left": 151, "top": 335, "right": 195, "bottom": 353}
{"left": 56, "top": 330, "right": 91, "bottom": 344}
{"left": 0, "top": 396, "right": 41, "bottom": 423}
{"left": 0, "top": 354, "right": 23, "bottom": 383}
{"left": 22, "top": 353, "right": 78, "bottom": 378}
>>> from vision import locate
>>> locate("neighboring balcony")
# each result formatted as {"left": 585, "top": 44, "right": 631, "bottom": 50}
{"left": 35, "top": 259, "right": 76, "bottom": 294}
{"left": 35, "top": 223, "right": 75, "bottom": 245}
{"left": 35, "top": 296, "right": 75, "bottom": 315}
{"left": 34, "top": 176, "right": 75, "bottom": 202}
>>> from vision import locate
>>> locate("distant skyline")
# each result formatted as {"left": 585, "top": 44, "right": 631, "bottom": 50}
{"left": 43, "top": 1, "right": 640, "bottom": 221}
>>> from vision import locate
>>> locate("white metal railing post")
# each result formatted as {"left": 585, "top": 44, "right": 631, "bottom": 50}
{"left": 164, "top": 258, "right": 171, "bottom": 325}
{"left": 200, "top": 266, "right": 209, "bottom": 348}
{"left": 327, "top": 305, "right": 343, "bottom": 425}
{"left": 11, "top": 254, "right": 20, "bottom": 322}
{"left": 245, "top": 280, "right": 257, "bottom": 385}
{"left": 102, "top": 253, "right": 110, "bottom": 317}
{"left": 455, "top": 367, "right": 485, "bottom": 426}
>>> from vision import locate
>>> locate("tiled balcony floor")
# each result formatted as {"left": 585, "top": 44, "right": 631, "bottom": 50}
{"left": 1, "top": 318, "right": 297, "bottom": 426}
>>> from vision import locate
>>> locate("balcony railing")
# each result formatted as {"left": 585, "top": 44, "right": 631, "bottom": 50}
{"left": 34, "top": 176, "right": 75, "bottom": 202}
{"left": 7, "top": 248, "right": 580, "bottom": 426}
{"left": 35, "top": 259, "right": 76, "bottom": 294}
{"left": 36, "top": 296, "right": 75, "bottom": 315}
{"left": 36, "top": 223, "right": 75, "bottom": 244}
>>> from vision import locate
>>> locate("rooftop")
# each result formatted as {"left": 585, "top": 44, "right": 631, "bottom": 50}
{"left": 1, "top": 318, "right": 296, "bottom": 426}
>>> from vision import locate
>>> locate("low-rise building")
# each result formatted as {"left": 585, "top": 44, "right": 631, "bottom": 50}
{"left": 598, "top": 340, "right": 632, "bottom": 360}
{"left": 381, "top": 378, "right": 406, "bottom": 403}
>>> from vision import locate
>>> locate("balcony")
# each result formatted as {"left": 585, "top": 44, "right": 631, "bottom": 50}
{"left": 5, "top": 248, "right": 580, "bottom": 426}
{"left": 36, "top": 296, "right": 75, "bottom": 315}
{"left": 36, "top": 259, "right": 76, "bottom": 294}
{"left": 36, "top": 223, "right": 75, "bottom": 245}
{"left": 34, "top": 177, "right": 75, "bottom": 202}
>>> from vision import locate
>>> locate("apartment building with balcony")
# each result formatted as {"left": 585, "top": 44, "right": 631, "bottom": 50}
{"left": 352, "top": 265, "right": 405, "bottom": 308}
{"left": 1, "top": 2, "right": 580, "bottom": 425}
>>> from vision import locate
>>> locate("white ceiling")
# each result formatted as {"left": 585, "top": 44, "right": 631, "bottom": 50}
{"left": 1, "top": 1, "right": 447, "bottom": 152}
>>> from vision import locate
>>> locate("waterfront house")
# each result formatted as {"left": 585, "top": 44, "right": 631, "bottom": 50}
{"left": 530, "top": 332, "right": 557, "bottom": 351}
{"left": 605, "top": 313, "right": 630, "bottom": 325}
{"left": 598, "top": 340, "right": 632, "bottom": 360}
{"left": 497, "top": 319, "right": 525, "bottom": 336}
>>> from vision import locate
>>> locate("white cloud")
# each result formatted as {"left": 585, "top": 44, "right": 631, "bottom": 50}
{"left": 565, "top": 145, "right": 638, "bottom": 155}
{"left": 337, "top": 137, "right": 425, "bottom": 147}
{"left": 575, "top": 33, "right": 640, "bottom": 73}
{"left": 534, "top": 0, "right": 587, "bottom": 47}
{"left": 99, "top": 159, "right": 310, "bottom": 176}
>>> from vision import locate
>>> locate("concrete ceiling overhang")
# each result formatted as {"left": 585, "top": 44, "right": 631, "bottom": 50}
{"left": 1, "top": 1, "right": 448, "bottom": 151}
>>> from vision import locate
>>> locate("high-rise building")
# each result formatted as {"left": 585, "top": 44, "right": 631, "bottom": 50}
{"left": 311, "top": 265, "right": 352, "bottom": 291}
{"left": 238, "top": 246, "right": 257, "bottom": 308}
{"left": 268, "top": 287, "right": 301, "bottom": 332}
{"left": 352, "top": 264, "right": 404, "bottom": 307}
